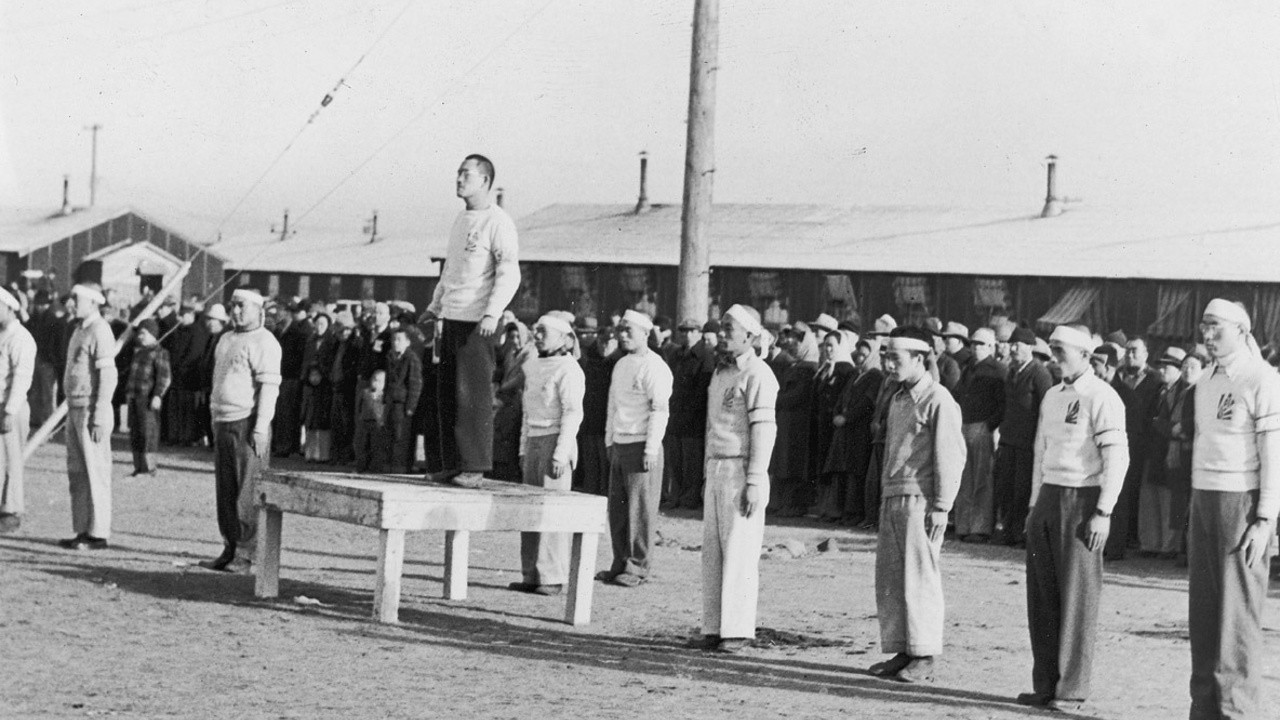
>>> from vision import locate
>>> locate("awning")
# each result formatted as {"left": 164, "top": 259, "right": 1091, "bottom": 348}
{"left": 1147, "top": 286, "right": 1193, "bottom": 338}
{"left": 1037, "top": 285, "right": 1100, "bottom": 330}
{"left": 1255, "top": 287, "right": 1280, "bottom": 345}
{"left": 824, "top": 274, "right": 857, "bottom": 308}
{"left": 748, "top": 271, "right": 784, "bottom": 300}
{"left": 973, "top": 278, "right": 1009, "bottom": 309}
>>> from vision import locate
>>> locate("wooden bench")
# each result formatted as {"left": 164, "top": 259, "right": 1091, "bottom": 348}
{"left": 252, "top": 471, "right": 608, "bottom": 625}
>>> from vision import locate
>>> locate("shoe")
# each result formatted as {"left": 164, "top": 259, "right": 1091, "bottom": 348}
{"left": 690, "top": 634, "right": 721, "bottom": 651}
{"left": 594, "top": 570, "right": 618, "bottom": 583}
{"left": 60, "top": 535, "right": 108, "bottom": 551}
{"left": 868, "top": 652, "right": 912, "bottom": 677}
{"left": 198, "top": 557, "right": 231, "bottom": 571}
{"left": 0, "top": 513, "right": 20, "bottom": 534}
{"left": 449, "top": 472, "right": 484, "bottom": 489}
{"left": 425, "top": 469, "right": 461, "bottom": 483}
{"left": 1047, "top": 698, "right": 1085, "bottom": 712}
{"left": 532, "top": 584, "right": 563, "bottom": 596}
{"left": 894, "top": 656, "right": 934, "bottom": 683}
{"left": 609, "top": 572, "right": 644, "bottom": 588}
{"left": 1016, "top": 692, "right": 1052, "bottom": 707}
{"left": 223, "top": 557, "right": 253, "bottom": 575}
{"left": 58, "top": 534, "right": 89, "bottom": 548}
{"left": 508, "top": 581, "right": 538, "bottom": 593}
{"left": 716, "top": 638, "right": 751, "bottom": 654}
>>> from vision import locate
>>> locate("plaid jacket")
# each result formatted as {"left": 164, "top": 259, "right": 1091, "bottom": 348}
{"left": 128, "top": 344, "right": 172, "bottom": 401}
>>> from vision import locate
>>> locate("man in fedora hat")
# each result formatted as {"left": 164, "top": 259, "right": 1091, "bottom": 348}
{"left": 809, "top": 313, "right": 838, "bottom": 343}
{"left": 993, "top": 327, "right": 1053, "bottom": 547}
{"left": 953, "top": 327, "right": 1005, "bottom": 542}
{"left": 923, "top": 317, "right": 960, "bottom": 392}
{"left": 1138, "top": 346, "right": 1187, "bottom": 558}
{"left": 941, "top": 321, "right": 972, "bottom": 370}
{"left": 1187, "top": 299, "right": 1280, "bottom": 719}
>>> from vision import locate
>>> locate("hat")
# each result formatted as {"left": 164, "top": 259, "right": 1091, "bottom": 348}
{"left": 677, "top": 318, "right": 701, "bottom": 331}
{"left": 1157, "top": 346, "right": 1188, "bottom": 367}
{"left": 536, "top": 313, "right": 574, "bottom": 337}
{"left": 922, "top": 317, "right": 943, "bottom": 336}
{"left": 994, "top": 322, "right": 1015, "bottom": 343}
{"left": 0, "top": 287, "right": 19, "bottom": 312}
{"left": 231, "top": 288, "right": 265, "bottom": 307}
{"left": 1105, "top": 330, "right": 1128, "bottom": 347}
{"left": 205, "top": 304, "right": 229, "bottom": 323}
{"left": 1032, "top": 338, "right": 1052, "bottom": 360}
{"left": 72, "top": 283, "right": 106, "bottom": 306}
{"left": 1052, "top": 325, "right": 1100, "bottom": 354}
{"left": 575, "top": 316, "right": 600, "bottom": 332}
{"left": 837, "top": 319, "right": 860, "bottom": 334}
{"left": 724, "top": 304, "right": 764, "bottom": 336}
{"left": 621, "top": 309, "right": 654, "bottom": 333}
{"left": 942, "top": 321, "right": 970, "bottom": 341}
{"left": 970, "top": 327, "right": 996, "bottom": 346}
{"left": 136, "top": 318, "right": 160, "bottom": 339}
{"left": 33, "top": 290, "right": 51, "bottom": 305}
{"left": 333, "top": 310, "right": 356, "bottom": 329}
{"left": 1092, "top": 344, "right": 1121, "bottom": 367}
{"left": 810, "top": 313, "right": 838, "bottom": 334}
{"left": 868, "top": 314, "right": 897, "bottom": 337}
{"left": 701, "top": 319, "right": 721, "bottom": 334}
{"left": 1010, "top": 327, "right": 1037, "bottom": 346}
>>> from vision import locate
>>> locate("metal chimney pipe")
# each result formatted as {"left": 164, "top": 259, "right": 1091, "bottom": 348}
{"left": 635, "top": 151, "right": 651, "bottom": 214}
{"left": 281, "top": 209, "right": 289, "bottom": 241}
{"left": 1040, "top": 154, "right": 1062, "bottom": 218}
{"left": 61, "top": 175, "right": 70, "bottom": 215}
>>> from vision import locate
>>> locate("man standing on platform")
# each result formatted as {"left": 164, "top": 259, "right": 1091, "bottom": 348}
{"left": 697, "top": 305, "right": 778, "bottom": 654}
{"left": 0, "top": 287, "right": 36, "bottom": 534}
{"left": 423, "top": 154, "right": 520, "bottom": 489}
{"left": 1019, "top": 324, "right": 1128, "bottom": 713}
{"left": 870, "top": 326, "right": 965, "bottom": 683}
{"left": 598, "top": 309, "right": 672, "bottom": 588}
{"left": 1188, "top": 299, "right": 1280, "bottom": 719}
{"left": 58, "top": 283, "right": 118, "bottom": 550}
{"left": 200, "top": 289, "right": 281, "bottom": 574}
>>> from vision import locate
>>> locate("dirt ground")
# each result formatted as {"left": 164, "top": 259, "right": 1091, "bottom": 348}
{"left": 3, "top": 438, "right": 1279, "bottom": 720}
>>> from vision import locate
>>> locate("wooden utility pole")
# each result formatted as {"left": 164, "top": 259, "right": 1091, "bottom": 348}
{"left": 677, "top": 0, "right": 718, "bottom": 324}
{"left": 85, "top": 123, "right": 102, "bottom": 206}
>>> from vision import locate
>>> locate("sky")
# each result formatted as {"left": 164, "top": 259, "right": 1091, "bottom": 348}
{"left": 2, "top": 0, "right": 1279, "bottom": 246}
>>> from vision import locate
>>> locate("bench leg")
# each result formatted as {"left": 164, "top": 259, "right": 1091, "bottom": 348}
{"left": 374, "top": 529, "right": 406, "bottom": 623}
{"left": 565, "top": 532, "right": 599, "bottom": 626}
{"left": 443, "top": 530, "right": 470, "bottom": 600}
{"left": 254, "top": 506, "right": 283, "bottom": 599}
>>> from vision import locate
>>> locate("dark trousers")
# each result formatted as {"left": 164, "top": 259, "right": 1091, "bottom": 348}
{"left": 608, "top": 442, "right": 663, "bottom": 577}
{"left": 386, "top": 403, "right": 414, "bottom": 473}
{"left": 663, "top": 435, "right": 705, "bottom": 508}
{"left": 28, "top": 359, "right": 57, "bottom": 429}
{"left": 575, "top": 434, "right": 608, "bottom": 495}
{"left": 1106, "top": 434, "right": 1147, "bottom": 556}
{"left": 213, "top": 418, "right": 269, "bottom": 558}
{"left": 129, "top": 397, "right": 159, "bottom": 473}
{"left": 1188, "top": 489, "right": 1273, "bottom": 720}
{"left": 1026, "top": 484, "right": 1102, "bottom": 701}
{"left": 434, "top": 320, "right": 494, "bottom": 474}
{"left": 330, "top": 389, "right": 355, "bottom": 464}
{"left": 354, "top": 420, "right": 388, "bottom": 473}
{"left": 271, "top": 378, "right": 302, "bottom": 456}
{"left": 994, "top": 443, "right": 1035, "bottom": 544}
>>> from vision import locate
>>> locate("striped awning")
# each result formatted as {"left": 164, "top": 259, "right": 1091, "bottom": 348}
{"left": 1147, "top": 286, "right": 1194, "bottom": 338}
{"left": 1037, "top": 285, "right": 1100, "bottom": 330}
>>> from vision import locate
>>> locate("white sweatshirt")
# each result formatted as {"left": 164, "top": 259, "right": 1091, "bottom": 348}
{"left": 428, "top": 205, "right": 521, "bottom": 322}
{"left": 606, "top": 349, "right": 673, "bottom": 456}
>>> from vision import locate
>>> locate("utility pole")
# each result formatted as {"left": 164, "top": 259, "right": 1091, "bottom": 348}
{"left": 85, "top": 123, "right": 102, "bottom": 206}
{"left": 676, "top": 0, "right": 718, "bottom": 324}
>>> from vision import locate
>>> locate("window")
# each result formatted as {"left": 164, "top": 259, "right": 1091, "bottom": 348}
{"left": 268, "top": 273, "right": 280, "bottom": 298}
{"left": 329, "top": 276, "right": 343, "bottom": 301}
{"left": 361, "top": 277, "right": 376, "bottom": 300}
{"left": 392, "top": 278, "right": 407, "bottom": 300}
{"left": 239, "top": 272, "right": 252, "bottom": 287}
{"left": 297, "top": 275, "right": 311, "bottom": 300}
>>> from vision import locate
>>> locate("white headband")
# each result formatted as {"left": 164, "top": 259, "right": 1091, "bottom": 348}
{"left": 887, "top": 336, "right": 931, "bottom": 353}
{"left": 621, "top": 309, "right": 654, "bottom": 333}
{"left": 231, "top": 288, "right": 265, "bottom": 307}
{"left": 724, "top": 304, "right": 763, "bottom": 336}
{"left": 1049, "top": 325, "right": 1098, "bottom": 353}
{"left": 0, "top": 287, "right": 19, "bottom": 312}
{"left": 536, "top": 314, "right": 574, "bottom": 337}
{"left": 1203, "top": 298, "right": 1251, "bottom": 331}
{"left": 71, "top": 284, "right": 106, "bottom": 306}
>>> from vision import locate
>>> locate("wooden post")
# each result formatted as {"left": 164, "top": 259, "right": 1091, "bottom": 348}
{"left": 677, "top": 0, "right": 719, "bottom": 325}
{"left": 374, "top": 528, "right": 406, "bottom": 623}
{"left": 254, "top": 505, "right": 283, "bottom": 599}
{"left": 443, "top": 530, "right": 470, "bottom": 600}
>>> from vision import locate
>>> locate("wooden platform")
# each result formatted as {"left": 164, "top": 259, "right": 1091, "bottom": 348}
{"left": 253, "top": 471, "right": 608, "bottom": 625}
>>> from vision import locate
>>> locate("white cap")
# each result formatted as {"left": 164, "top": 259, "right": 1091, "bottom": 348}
{"left": 620, "top": 309, "right": 654, "bottom": 333}
{"left": 0, "top": 287, "right": 19, "bottom": 312}
{"left": 205, "top": 303, "right": 229, "bottom": 322}
{"left": 231, "top": 288, "right": 265, "bottom": 307}
{"left": 536, "top": 313, "right": 574, "bottom": 337}
{"left": 724, "top": 304, "right": 764, "bottom": 336}
{"left": 71, "top": 284, "right": 106, "bottom": 306}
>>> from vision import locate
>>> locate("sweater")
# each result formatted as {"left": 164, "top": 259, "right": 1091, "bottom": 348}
{"left": 427, "top": 205, "right": 521, "bottom": 322}
{"left": 605, "top": 349, "right": 673, "bottom": 456}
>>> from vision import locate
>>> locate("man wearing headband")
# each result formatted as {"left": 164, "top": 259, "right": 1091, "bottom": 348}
{"left": 1019, "top": 324, "right": 1128, "bottom": 712}
{"left": 423, "top": 153, "right": 520, "bottom": 490}
{"left": 0, "top": 287, "right": 35, "bottom": 534}
{"left": 869, "top": 326, "right": 965, "bottom": 683}
{"left": 509, "top": 312, "right": 585, "bottom": 596}
{"left": 57, "top": 283, "right": 118, "bottom": 550}
{"left": 598, "top": 309, "right": 672, "bottom": 588}
{"left": 1188, "top": 299, "right": 1280, "bottom": 719}
{"left": 695, "top": 304, "right": 778, "bottom": 654}
{"left": 200, "top": 288, "right": 281, "bottom": 573}
{"left": 993, "top": 327, "right": 1053, "bottom": 548}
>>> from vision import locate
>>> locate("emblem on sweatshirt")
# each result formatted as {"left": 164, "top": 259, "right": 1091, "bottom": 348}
{"left": 1064, "top": 400, "right": 1080, "bottom": 425}
{"left": 722, "top": 387, "right": 739, "bottom": 411}
{"left": 464, "top": 229, "right": 482, "bottom": 253}
{"left": 1217, "top": 393, "right": 1235, "bottom": 421}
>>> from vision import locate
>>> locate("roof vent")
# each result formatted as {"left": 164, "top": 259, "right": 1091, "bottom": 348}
{"left": 635, "top": 151, "right": 651, "bottom": 214}
{"left": 1040, "top": 155, "right": 1062, "bottom": 218}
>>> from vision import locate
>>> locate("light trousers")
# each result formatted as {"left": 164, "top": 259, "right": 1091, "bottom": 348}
{"left": 955, "top": 422, "right": 995, "bottom": 536}
{"left": 67, "top": 406, "right": 113, "bottom": 539}
{"left": 520, "top": 434, "right": 572, "bottom": 585}
{"left": 0, "top": 405, "right": 28, "bottom": 514}
{"left": 875, "top": 494, "right": 945, "bottom": 656}
{"left": 702, "top": 458, "right": 767, "bottom": 639}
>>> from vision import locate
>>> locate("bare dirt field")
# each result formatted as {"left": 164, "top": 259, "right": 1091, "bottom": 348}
{"left": 4, "top": 438, "right": 1279, "bottom": 719}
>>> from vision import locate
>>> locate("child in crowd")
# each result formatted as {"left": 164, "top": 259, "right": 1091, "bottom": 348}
{"left": 354, "top": 369, "right": 388, "bottom": 473}
{"left": 301, "top": 367, "right": 331, "bottom": 462}
{"left": 126, "top": 319, "right": 171, "bottom": 477}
